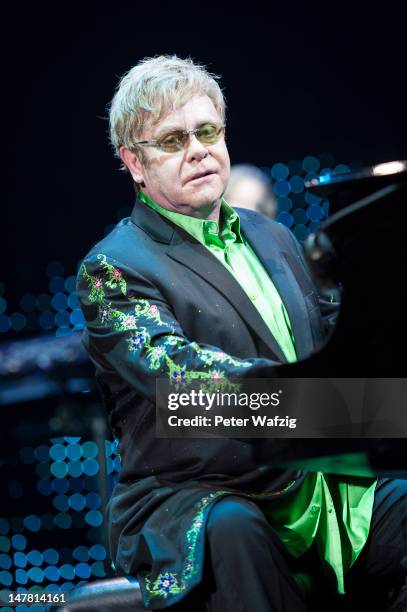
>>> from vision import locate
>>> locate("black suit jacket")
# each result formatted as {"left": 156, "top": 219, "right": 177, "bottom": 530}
{"left": 76, "top": 199, "right": 335, "bottom": 608}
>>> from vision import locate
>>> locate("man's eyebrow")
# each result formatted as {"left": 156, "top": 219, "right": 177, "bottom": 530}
{"left": 153, "top": 120, "right": 216, "bottom": 138}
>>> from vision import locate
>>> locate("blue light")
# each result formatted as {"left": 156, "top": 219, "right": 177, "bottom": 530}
{"left": 64, "top": 437, "right": 81, "bottom": 444}
{"left": 75, "top": 563, "right": 91, "bottom": 579}
{"left": 91, "top": 561, "right": 106, "bottom": 577}
{"left": 0, "top": 570, "right": 12, "bottom": 586}
{"left": 89, "top": 545, "right": 106, "bottom": 561}
{"left": 34, "top": 445, "right": 50, "bottom": 463}
{"left": 287, "top": 160, "right": 303, "bottom": 176}
{"left": 271, "top": 163, "right": 289, "bottom": 181}
{"left": 43, "top": 550, "right": 59, "bottom": 565}
{"left": 49, "top": 277, "right": 66, "bottom": 294}
{"left": 304, "top": 191, "right": 321, "bottom": 206}
{"left": 51, "top": 478, "right": 69, "bottom": 494}
{"left": 306, "top": 205, "right": 324, "bottom": 222}
{"left": 0, "top": 554, "right": 11, "bottom": 570}
{"left": 334, "top": 163, "right": 351, "bottom": 175}
{"left": 83, "top": 459, "right": 99, "bottom": 477}
{"left": 0, "top": 520, "right": 9, "bottom": 535}
{"left": 45, "top": 583, "right": 61, "bottom": 593}
{"left": 67, "top": 293, "right": 80, "bottom": 309}
{"left": 273, "top": 180, "right": 291, "bottom": 197}
{"left": 27, "top": 567, "right": 44, "bottom": 583}
{"left": 55, "top": 310, "right": 70, "bottom": 328}
{"left": 292, "top": 209, "right": 308, "bottom": 225}
{"left": 73, "top": 546, "right": 89, "bottom": 563}
{"left": 86, "top": 493, "right": 101, "bottom": 510}
{"left": 65, "top": 276, "right": 77, "bottom": 293}
{"left": 277, "top": 196, "right": 292, "bottom": 212}
{"left": 53, "top": 495, "right": 69, "bottom": 512}
{"left": 23, "top": 516, "right": 41, "bottom": 533}
{"left": 0, "top": 537, "right": 11, "bottom": 553}
{"left": 27, "top": 551, "right": 43, "bottom": 567}
{"left": 44, "top": 566, "right": 60, "bottom": 581}
{"left": 85, "top": 511, "right": 103, "bottom": 528}
{"left": 0, "top": 297, "right": 7, "bottom": 314}
{"left": 277, "top": 212, "right": 294, "bottom": 228}
{"left": 50, "top": 461, "right": 68, "bottom": 479}
{"left": 70, "top": 309, "right": 85, "bottom": 327}
{"left": 289, "top": 176, "right": 305, "bottom": 194}
{"left": 49, "top": 444, "right": 66, "bottom": 462}
{"left": 51, "top": 293, "right": 68, "bottom": 311}
{"left": 82, "top": 442, "right": 98, "bottom": 459}
{"left": 59, "top": 564, "right": 75, "bottom": 580}
{"left": 0, "top": 314, "right": 11, "bottom": 333}
{"left": 15, "top": 569, "right": 28, "bottom": 584}
{"left": 293, "top": 225, "right": 311, "bottom": 241}
{"left": 67, "top": 460, "right": 83, "bottom": 477}
{"left": 12, "top": 536, "right": 27, "bottom": 551}
{"left": 37, "top": 479, "right": 52, "bottom": 496}
{"left": 69, "top": 494, "right": 86, "bottom": 512}
{"left": 13, "top": 552, "right": 27, "bottom": 568}
{"left": 302, "top": 156, "right": 320, "bottom": 173}
{"left": 66, "top": 444, "right": 82, "bottom": 461}
{"left": 54, "top": 513, "right": 72, "bottom": 530}
{"left": 11, "top": 313, "right": 27, "bottom": 332}
{"left": 39, "top": 311, "right": 55, "bottom": 331}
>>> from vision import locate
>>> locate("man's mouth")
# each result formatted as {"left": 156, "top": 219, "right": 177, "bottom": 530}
{"left": 186, "top": 170, "right": 216, "bottom": 183}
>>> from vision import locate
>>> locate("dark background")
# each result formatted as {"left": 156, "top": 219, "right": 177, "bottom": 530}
{"left": 2, "top": 2, "right": 406, "bottom": 331}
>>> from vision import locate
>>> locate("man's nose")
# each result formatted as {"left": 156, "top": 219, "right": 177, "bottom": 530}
{"left": 185, "top": 134, "right": 209, "bottom": 162}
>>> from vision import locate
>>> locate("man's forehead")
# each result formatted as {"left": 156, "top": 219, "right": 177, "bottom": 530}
{"left": 148, "top": 95, "right": 220, "bottom": 135}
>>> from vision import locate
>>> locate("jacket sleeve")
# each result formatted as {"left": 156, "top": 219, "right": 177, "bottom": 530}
{"left": 77, "top": 253, "right": 278, "bottom": 402}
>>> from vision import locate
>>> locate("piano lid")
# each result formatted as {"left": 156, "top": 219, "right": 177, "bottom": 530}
{"left": 305, "top": 160, "right": 407, "bottom": 213}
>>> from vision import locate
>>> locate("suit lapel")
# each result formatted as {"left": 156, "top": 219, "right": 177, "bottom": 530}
{"left": 166, "top": 229, "right": 288, "bottom": 362}
{"left": 239, "top": 213, "right": 315, "bottom": 360}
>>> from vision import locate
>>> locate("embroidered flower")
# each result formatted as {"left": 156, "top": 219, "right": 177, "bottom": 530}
{"left": 157, "top": 573, "right": 176, "bottom": 593}
{"left": 112, "top": 268, "right": 122, "bottom": 278}
{"left": 211, "top": 370, "right": 223, "bottom": 381}
{"left": 148, "top": 304, "right": 158, "bottom": 315}
{"left": 99, "top": 306, "right": 111, "bottom": 323}
{"left": 122, "top": 314, "right": 137, "bottom": 329}
{"left": 130, "top": 333, "right": 145, "bottom": 350}
{"left": 94, "top": 278, "right": 103, "bottom": 288}
{"left": 173, "top": 370, "right": 186, "bottom": 384}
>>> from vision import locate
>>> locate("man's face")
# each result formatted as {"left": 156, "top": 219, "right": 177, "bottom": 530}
{"left": 121, "top": 94, "right": 230, "bottom": 220}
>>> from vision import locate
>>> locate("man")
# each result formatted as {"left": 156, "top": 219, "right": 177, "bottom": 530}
{"left": 77, "top": 55, "right": 407, "bottom": 611}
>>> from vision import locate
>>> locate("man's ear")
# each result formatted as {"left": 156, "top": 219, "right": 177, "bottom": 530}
{"left": 120, "top": 146, "right": 144, "bottom": 184}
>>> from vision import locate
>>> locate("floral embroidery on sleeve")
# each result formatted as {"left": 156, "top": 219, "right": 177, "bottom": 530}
{"left": 80, "top": 255, "right": 251, "bottom": 390}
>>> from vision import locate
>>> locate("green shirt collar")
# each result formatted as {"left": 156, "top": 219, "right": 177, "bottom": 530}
{"left": 139, "top": 191, "right": 242, "bottom": 247}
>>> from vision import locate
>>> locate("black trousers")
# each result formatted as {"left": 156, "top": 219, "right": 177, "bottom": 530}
{"left": 167, "top": 479, "right": 407, "bottom": 612}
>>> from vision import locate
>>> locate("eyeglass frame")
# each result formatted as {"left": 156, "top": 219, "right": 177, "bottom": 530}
{"left": 133, "top": 123, "right": 226, "bottom": 153}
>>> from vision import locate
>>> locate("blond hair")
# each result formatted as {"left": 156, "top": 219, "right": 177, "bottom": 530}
{"left": 109, "top": 55, "right": 226, "bottom": 186}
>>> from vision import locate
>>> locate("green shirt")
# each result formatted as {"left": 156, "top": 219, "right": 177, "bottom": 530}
{"left": 139, "top": 191, "right": 377, "bottom": 595}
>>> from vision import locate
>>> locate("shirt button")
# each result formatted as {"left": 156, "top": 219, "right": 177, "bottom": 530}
{"left": 249, "top": 294, "right": 256, "bottom": 301}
